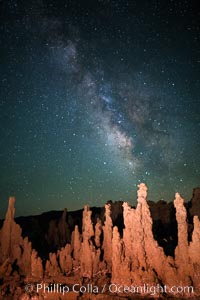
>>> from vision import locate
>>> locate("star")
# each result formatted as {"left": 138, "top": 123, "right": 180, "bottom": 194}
{"left": 0, "top": 0, "right": 199, "bottom": 217}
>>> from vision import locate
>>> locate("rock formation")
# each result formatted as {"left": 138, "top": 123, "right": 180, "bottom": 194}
{"left": 0, "top": 184, "right": 200, "bottom": 299}
{"left": 0, "top": 197, "right": 23, "bottom": 264}
{"left": 0, "top": 197, "right": 33, "bottom": 277}
{"left": 58, "top": 244, "right": 73, "bottom": 274}
{"left": 189, "top": 215, "right": 200, "bottom": 291}
{"left": 19, "top": 237, "right": 32, "bottom": 275}
{"left": 112, "top": 184, "right": 177, "bottom": 289}
{"left": 31, "top": 249, "right": 43, "bottom": 278}
{"left": 189, "top": 187, "right": 200, "bottom": 217}
{"left": 102, "top": 203, "right": 113, "bottom": 272}
{"left": 45, "top": 252, "right": 60, "bottom": 277}
{"left": 80, "top": 205, "right": 101, "bottom": 278}
{"left": 95, "top": 218, "right": 102, "bottom": 248}
{"left": 45, "top": 208, "right": 71, "bottom": 251}
{"left": 71, "top": 225, "right": 81, "bottom": 268}
{"left": 174, "top": 192, "right": 191, "bottom": 285}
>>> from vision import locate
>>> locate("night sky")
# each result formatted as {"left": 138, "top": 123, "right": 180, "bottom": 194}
{"left": 0, "top": 0, "right": 200, "bottom": 217}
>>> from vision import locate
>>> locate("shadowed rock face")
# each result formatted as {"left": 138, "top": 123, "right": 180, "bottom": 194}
{"left": 149, "top": 200, "right": 178, "bottom": 257}
{"left": 0, "top": 185, "right": 200, "bottom": 299}
{"left": 189, "top": 187, "right": 200, "bottom": 220}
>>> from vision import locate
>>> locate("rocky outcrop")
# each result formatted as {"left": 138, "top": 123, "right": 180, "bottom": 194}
{"left": 189, "top": 187, "right": 200, "bottom": 217}
{"left": 174, "top": 192, "right": 191, "bottom": 285}
{"left": 80, "top": 205, "right": 101, "bottom": 278}
{"left": 19, "top": 237, "right": 32, "bottom": 275}
{"left": 0, "top": 185, "right": 200, "bottom": 298}
{"left": 31, "top": 249, "right": 43, "bottom": 278}
{"left": 80, "top": 205, "right": 94, "bottom": 278}
{"left": 95, "top": 218, "right": 102, "bottom": 248}
{"left": 189, "top": 215, "right": 200, "bottom": 291}
{"left": 111, "top": 226, "right": 126, "bottom": 285}
{"left": 58, "top": 244, "right": 73, "bottom": 274}
{"left": 0, "top": 197, "right": 33, "bottom": 277}
{"left": 71, "top": 225, "right": 81, "bottom": 268}
{"left": 0, "top": 258, "right": 11, "bottom": 278}
{"left": 45, "top": 208, "right": 71, "bottom": 251}
{"left": 189, "top": 216, "right": 200, "bottom": 263}
{"left": 112, "top": 184, "right": 177, "bottom": 289}
{"left": 102, "top": 203, "right": 113, "bottom": 271}
{"left": 45, "top": 252, "right": 60, "bottom": 277}
{"left": 0, "top": 197, "right": 23, "bottom": 264}
{"left": 148, "top": 199, "right": 173, "bottom": 223}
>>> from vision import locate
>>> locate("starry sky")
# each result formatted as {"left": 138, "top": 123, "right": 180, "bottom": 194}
{"left": 0, "top": 0, "right": 200, "bottom": 217}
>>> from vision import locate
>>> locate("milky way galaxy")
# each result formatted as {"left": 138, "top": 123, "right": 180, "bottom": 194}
{"left": 0, "top": 0, "right": 199, "bottom": 216}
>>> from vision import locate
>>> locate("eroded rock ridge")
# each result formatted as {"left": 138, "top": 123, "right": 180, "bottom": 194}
{"left": 0, "top": 184, "right": 200, "bottom": 299}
